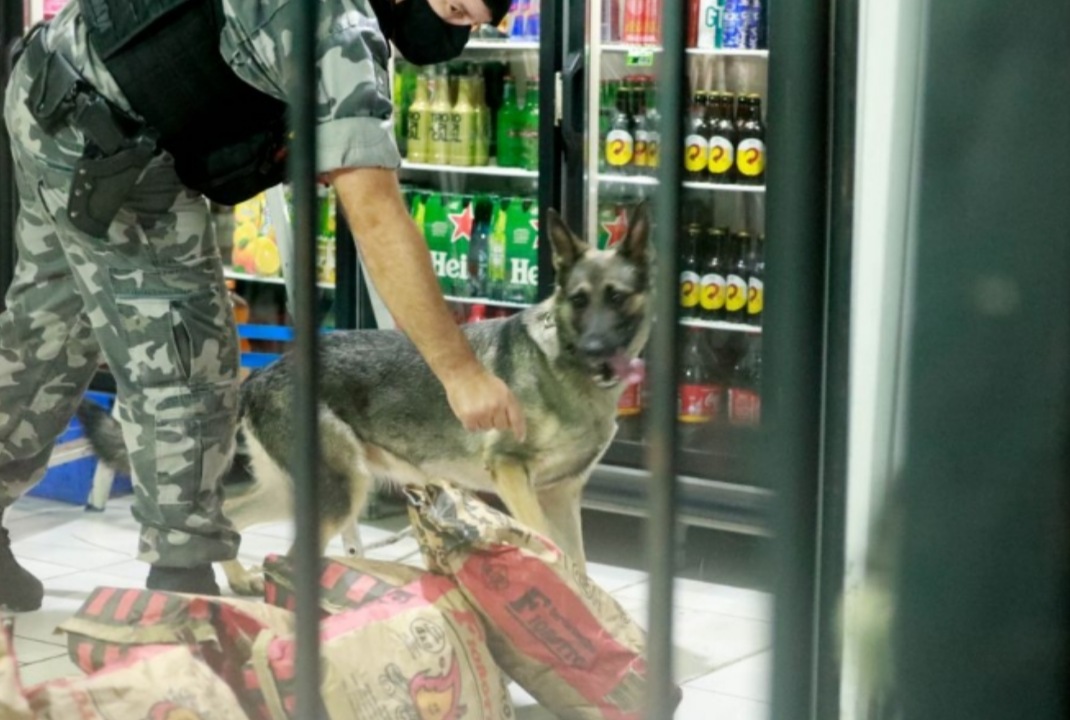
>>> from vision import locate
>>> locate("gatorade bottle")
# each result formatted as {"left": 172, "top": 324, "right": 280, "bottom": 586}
{"left": 520, "top": 81, "right": 540, "bottom": 170}
{"left": 406, "top": 72, "right": 432, "bottom": 163}
{"left": 429, "top": 69, "right": 452, "bottom": 165}
{"left": 496, "top": 76, "right": 524, "bottom": 168}
{"left": 448, "top": 72, "right": 476, "bottom": 166}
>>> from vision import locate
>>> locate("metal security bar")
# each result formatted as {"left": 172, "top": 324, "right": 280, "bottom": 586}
{"left": 0, "top": 2, "right": 23, "bottom": 307}
{"left": 643, "top": 0, "right": 686, "bottom": 718}
{"left": 288, "top": 0, "right": 324, "bottom": 717}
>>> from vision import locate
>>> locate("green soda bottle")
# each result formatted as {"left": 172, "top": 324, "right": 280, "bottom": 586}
{"left": 496, "top": 76, "right": 523, "bottom": 168}
{"left": 520, "top": 81, "right": 540, "bottom": 171}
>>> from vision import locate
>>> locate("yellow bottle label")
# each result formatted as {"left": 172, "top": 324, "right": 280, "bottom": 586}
{"left": 726, "top": 274, "right": 747, "bottom": 312}
{"left": 684, "top": 134, "right": 709, "bottom": 173}
{"left": 736, "top": 138, "right": 766, "bottom": 177}
{"left": 680, "top": 270, "right": 701, "bottom": 308}
{"left": 700, "top": 273, "right": 726, "bottom": 311}
{"left": 708, "top": 136, "right": 734, "bottom": 176}
{"left": 606, "top": 129, "right": 635, "bottom": 167}
{"left": 748, "top": 278, "right": 764, "bottom": 315}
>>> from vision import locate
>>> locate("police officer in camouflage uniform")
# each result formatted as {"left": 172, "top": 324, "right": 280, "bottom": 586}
{"left": 0, "top": 0, "right": 521, "bottom": 611}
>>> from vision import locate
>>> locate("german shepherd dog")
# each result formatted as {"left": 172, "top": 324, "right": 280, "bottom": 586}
{"left": 79, "top": 203, "right": 654, "bottom": 594}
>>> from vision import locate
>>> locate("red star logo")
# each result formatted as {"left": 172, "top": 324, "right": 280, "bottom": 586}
{"left": 449, "top": 203, "right": 475, "bottom": 243}
{"left": 601, "top": 210, "right": 630, "bottom": 248}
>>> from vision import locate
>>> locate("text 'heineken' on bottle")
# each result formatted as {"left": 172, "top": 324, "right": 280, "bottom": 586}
{"left": 403, "top": 188, "right": 540, "bottom": 304}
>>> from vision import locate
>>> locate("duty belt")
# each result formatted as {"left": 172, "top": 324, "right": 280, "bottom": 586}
{"left": 19, "top": 24, "right": 158, "bottom": 237}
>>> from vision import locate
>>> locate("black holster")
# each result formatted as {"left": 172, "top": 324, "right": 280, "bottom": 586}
{"left": 22, "top": 25, "right": 158, "bottom": 237}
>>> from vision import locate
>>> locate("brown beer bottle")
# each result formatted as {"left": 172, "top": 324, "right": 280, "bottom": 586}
{"left": 699, "top": 227, "right": 728, "bottom": 321}
{"left": 684, "top": 91, "right": 710, "bottom": 181}
{"left": 708, "top": 92, "right": 737, "bottom": 184}
{"left": 679, "top": 223, "right": 702, "bottom": 318}
{"left": 735, "top": 94, "right": 766, "bottom": 185}
{"left": 747, "top": 233, "right": 765, "bottom": 324}
{"left": 725, "top": 231, "right": 750, "bottom": 323}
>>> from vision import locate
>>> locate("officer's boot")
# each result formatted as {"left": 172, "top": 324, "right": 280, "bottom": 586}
{"left": 146, "top": 565, "right": 220, "bottom": 596}
{"left": 0, "top": 508, "right": 45, "bottom": 612}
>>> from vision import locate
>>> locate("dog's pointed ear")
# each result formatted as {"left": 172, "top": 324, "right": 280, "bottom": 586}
{"left": 547, "top": 208, "right": 589, "bottom": 278}
{"left": 617, "top": 200, "right": 651, "bottom": 266}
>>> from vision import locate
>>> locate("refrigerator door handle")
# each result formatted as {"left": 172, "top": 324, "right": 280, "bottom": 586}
{"left": 561, "top": 49, "right": 585, "bottom": 155}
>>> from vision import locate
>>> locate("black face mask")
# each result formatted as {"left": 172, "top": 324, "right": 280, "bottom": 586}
{"left": 391, "top": 0, "right": 471, "bottom": 66}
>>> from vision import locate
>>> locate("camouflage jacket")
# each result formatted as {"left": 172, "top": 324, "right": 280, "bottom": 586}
{"left": 45, "top": 0, "right": 402, "bottom": 174}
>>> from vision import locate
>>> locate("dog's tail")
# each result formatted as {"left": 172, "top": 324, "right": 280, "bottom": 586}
{"left": 76, "top": 399, "right": 132, "bottom": 476}
{"left": 76, "top": 398, "right": 254, "bottom": 487}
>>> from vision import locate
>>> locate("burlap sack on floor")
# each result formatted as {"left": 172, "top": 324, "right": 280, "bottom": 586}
{"left": 242, "top": 570, "right": 514, "bottom": 720}
{"left": 407, "top": 482, "right": 680, "bottom": 720}
{"left": 263, "top": 554, "right": 424, "bottom": 615}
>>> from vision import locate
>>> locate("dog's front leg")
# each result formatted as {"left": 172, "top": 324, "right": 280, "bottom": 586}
{"left": 538, "top": 476, "right": 588, "bottom": 574}
{"left": 221, "top": 559, "right": 265, "bottom": 597}
{"left": 489, "top": 460, "right": 555, "bottom": 540}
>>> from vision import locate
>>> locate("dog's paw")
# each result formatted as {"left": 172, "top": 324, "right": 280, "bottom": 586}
{"left": 228, "top": 566, "right": 266, "bottom": 597}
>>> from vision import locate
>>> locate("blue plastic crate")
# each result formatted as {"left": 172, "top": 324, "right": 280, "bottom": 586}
{"left": 27, "top": 391, "right": 133, "bottom": 506}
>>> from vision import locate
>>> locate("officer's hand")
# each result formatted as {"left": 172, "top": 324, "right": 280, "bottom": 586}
{"left": 444, "top": 364, "right": 527, "bottom": 441}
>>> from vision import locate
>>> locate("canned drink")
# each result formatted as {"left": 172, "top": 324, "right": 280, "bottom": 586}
{"left": 746, "top": 0, "right": 762, "bottom": 49}
{"left": 721, "top": 0, "right": 749, "bottom": 49}
{"left": 697, "top": 0, "right": 725, "bottom": 48}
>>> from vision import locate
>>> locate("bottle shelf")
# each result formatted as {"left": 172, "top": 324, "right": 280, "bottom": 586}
{"left": 464, "top": 39, "right": 541, "bottom": 51}
{"left": 598, "top": 173, "right": 766, "bottom": 193}
{"left": 401, "top": 161, "right": 539, "bottom": 179}
{"left": 601, "top": 43, "right": 769, "bottom": 59}
{"left": 444, "top": 295, "right": 532, "bottom": 309}
{"left": 680, "top": 317, "right": 762, "bottom": 334}
{"left": 225, "top": 270, "right": 336, "bottom": 290}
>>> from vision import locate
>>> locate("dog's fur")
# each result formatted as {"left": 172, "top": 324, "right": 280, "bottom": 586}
{"left": 79, "top": 204, "right": 654, "bottom": 594}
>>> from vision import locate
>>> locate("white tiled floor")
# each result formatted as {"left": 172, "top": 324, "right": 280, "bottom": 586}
{"left": 4, "top": 494, "right": 772, "bottom": 719}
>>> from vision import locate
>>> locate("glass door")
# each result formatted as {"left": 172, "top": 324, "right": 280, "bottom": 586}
{"left": 582, "top": 0, "right": 771, "bottom": 485}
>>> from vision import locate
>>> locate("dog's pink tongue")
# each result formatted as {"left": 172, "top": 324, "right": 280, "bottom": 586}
{"left": 610, "top": 354, "right": 645, "bottom": 385}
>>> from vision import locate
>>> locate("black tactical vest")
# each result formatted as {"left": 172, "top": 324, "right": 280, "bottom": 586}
{"left": 78, "top": 0, "right": 290, "bottom": 205}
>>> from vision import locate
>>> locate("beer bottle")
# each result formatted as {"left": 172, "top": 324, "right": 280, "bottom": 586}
{"left": 429, "top": 68, "right": 452, "bottom": 165}
{"left": 496, "top": 76, "right": 523, "bottom": 168}
{"left": 448, "top": 72, "right": 476, "bottom": 166}
{"left": 605, "top": 84, "right": 636, "bottom": 173}
{"left": 684, "top": 90, "right": 710, "bottom": 180}
{"left": 708, "top": 92, "right": 737, "bottom": 184}
{"left": 747, "top": 233, "right": 764, "bottom": 324}
{"left": 520, "top": 81, "right": 540, "bottom": 171}
{"left": 406, "top": 72, "right": 432, "bottom": 163}
{"left": 728, "top": 335, "right": 762, "bottom": 426}
{"left": 724, "top": 231, "right": 749, "bottom": 323}
{"left": 473, "top": 74, "right": 491, "bottom": 166}
{"left": 677, "top": 327, "right": 717, "bottom": 424}
{"left": 679, "top": 223, "right": 702, "bottom": 318}
{"left": 735, "top": 93, "right": 766, "bottom": 184}
{"left": 633, "top": 85, "right": 651, "bottom": 172}
{"left": 643, "top": 79, "right": 661, "bottom": 173}
{"left": 699, "top": 227, "right": 728, "bottom": 321}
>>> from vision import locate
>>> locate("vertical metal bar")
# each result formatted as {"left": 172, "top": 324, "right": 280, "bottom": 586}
{"left": 643, "top": 0, "right": 685, "bottom": 716}
{"left": 536, "top": 0, "right": 563, "bottom": 300}
{"left": 893, "top": 0, "right": 1070, "bottom": 716}
{"left": 814, "top": 0, "right": 858, "bottom": 713}
{"left": 335, "top": 204, "right": 359, "bottom": 330}
{"left": 0, "top": 2, "right": 23, "bottom": 308}
{"left": 764, "top": 0, "right": 831, "bottom": 717}
{"left": 288, "top": 0, "right": 323, "bottom": 717}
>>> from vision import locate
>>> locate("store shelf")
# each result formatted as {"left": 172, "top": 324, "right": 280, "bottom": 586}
{"left": 598, "top": 173, "right": 766, "bottom": 193}
{"left": 681, "top": 318, "right": 762, "bottom": 333}
{"left": 464, "top": 39, "right": 541, "bottom": 51}
{"left": 444, "top": 295, "right": 531, "bottom": 309}
{"left": 225, "top": 269, "right": 336, "bottom": 290}
{"left": 401, "top": 161, "right": 539, "bottom": 179}
{"left": 601, "top": 43, "right": 769, "bottom": 59}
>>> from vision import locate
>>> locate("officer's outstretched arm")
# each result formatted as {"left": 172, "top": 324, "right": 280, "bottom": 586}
{"left": 327, "top": 167, "right": 526, "bottom": 440}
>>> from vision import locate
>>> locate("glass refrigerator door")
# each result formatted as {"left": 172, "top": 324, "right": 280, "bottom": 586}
{"left": 362, "top": 7, "right": 548, "bottom": 332}
{"left": 583, "top": 0, "right": 770, "bottom": 485}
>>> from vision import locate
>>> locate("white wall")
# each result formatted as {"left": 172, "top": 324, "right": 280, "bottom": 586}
{"left": 839, "top": 0, "right": 928, "bottom": 716}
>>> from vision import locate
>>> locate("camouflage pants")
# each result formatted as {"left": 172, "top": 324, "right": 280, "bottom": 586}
{"left": 0, "top": 32, "right": 241, "bottom": 567}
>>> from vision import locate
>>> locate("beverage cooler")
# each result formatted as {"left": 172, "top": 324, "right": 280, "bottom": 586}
{"left": 336, "top": 0, "right": 782, "bottom": 534}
